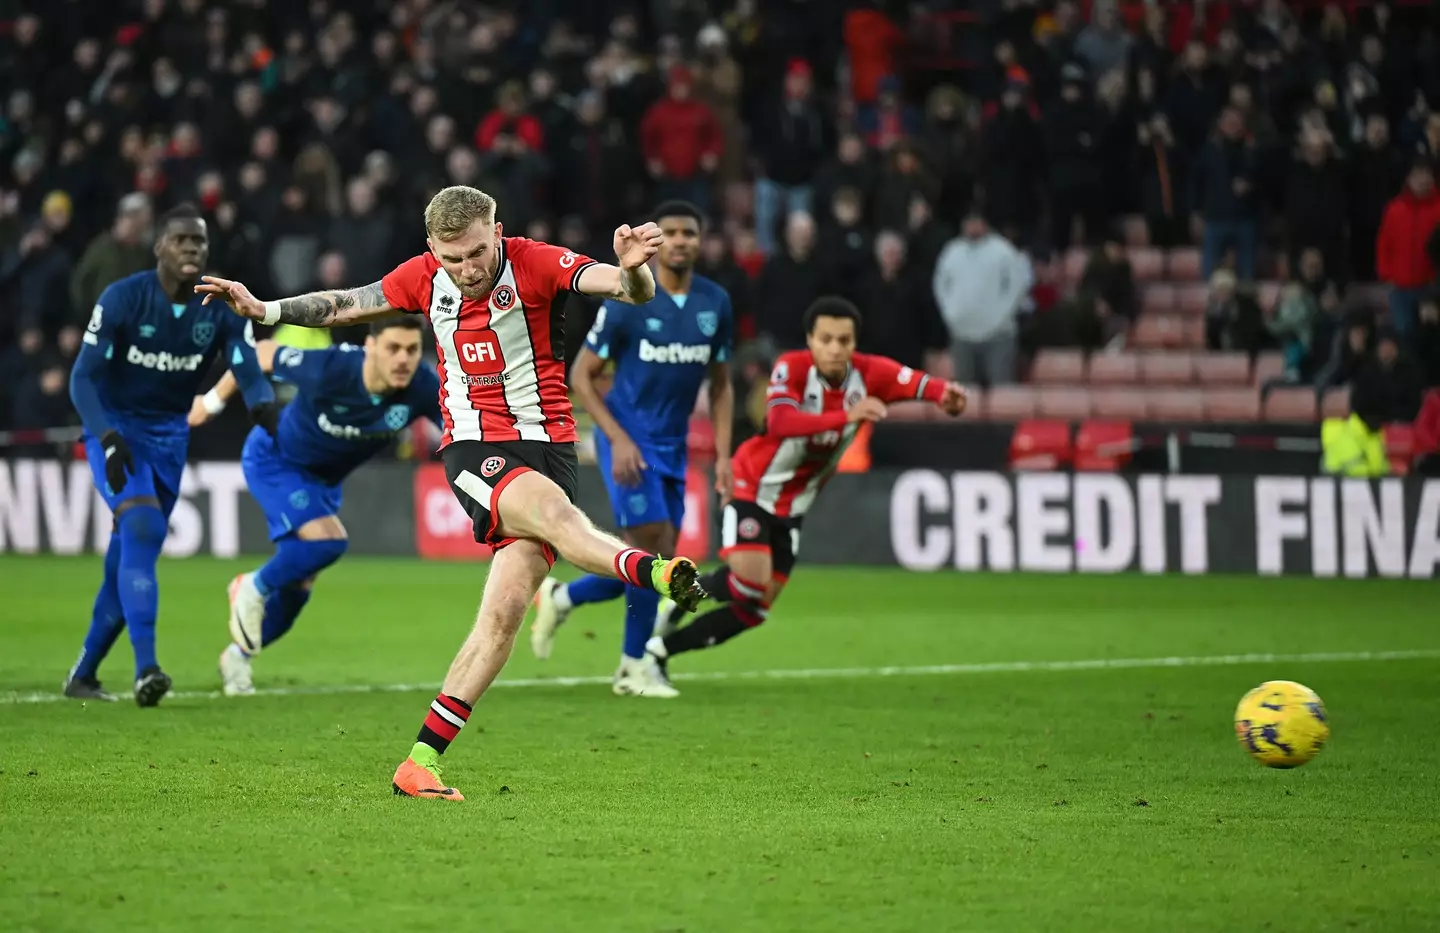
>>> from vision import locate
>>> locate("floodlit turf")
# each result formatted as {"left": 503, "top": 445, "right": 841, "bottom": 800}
{"left": 1, "top": 556, "right": 1438, "bottom": 933}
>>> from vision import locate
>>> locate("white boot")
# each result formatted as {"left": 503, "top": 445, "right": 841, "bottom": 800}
{"left": 530, "top": 577, "right": 571, "bottom": 660}
{"left": 218, "top": 644, "right": 255, "bottom": 697}
{"left": 227, "top": 573, "right": 265, "bottom": 655}
{"left": 611, "top": 654, "right": 679, "bottom": 698}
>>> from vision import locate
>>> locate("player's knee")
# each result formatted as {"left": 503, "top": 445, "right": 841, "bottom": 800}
{"left": 307, "top": 537, "right": 349, "bottom": 563}
{"left": 118, "top": 504, "right": 168, "bottom": 548}
{"left": 735, "top": 598, "right": 769, "bottom": 629}
{"left": 763, "top": 580, "right": 784, "bottom": 605}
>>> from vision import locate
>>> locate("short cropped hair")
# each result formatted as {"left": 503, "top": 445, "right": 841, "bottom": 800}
{"left": 803, "top": 296, "right": 863, "bottom": 335}
{"left": 652, "top": 199, "right": 704, "bottom": 227}
{"left": 158, "top": 201, "right": 203, "bottom": 232}
{"left": 370, "top": 315, "right": 425, "bottom": 337}
{"left": 424, "top": 186, "right": 496, "bottom": 241}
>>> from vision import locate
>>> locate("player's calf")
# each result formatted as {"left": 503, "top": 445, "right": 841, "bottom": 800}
{"left": 647, "top": 570, "right": 769, "bottom": 662}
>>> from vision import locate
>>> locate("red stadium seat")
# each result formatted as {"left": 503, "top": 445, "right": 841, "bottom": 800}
{"left": 1166, "top": 248, "right": 1202, "bottom": 281}
{"left": 1195, "top": 352, "right": 1250, "bottom": 385}
{"left": 1140, "top": 352, "right": 1195, "bottom": 384}
{"left": 1075, "top": 419, "right": 1135, "bottom": 471}
{"left": 1149, "top": 389, "right": 1206, "bottom": 422}
{"left": 1263, "top": 387, "right": 1318, "bottom": 422}
{"left": 1321, "top": 386, "right": 1351, "bottom": 419}
{"left": 1010, "top": 419, "right": 1073, "bottom": 470}
{"left": 1087, "top": 353, "right": 1140, "bottom": 385}
{"left": 887, "top": 401, "right": 933, "bottom": 421}
{"left": 1129, "top": 247, "right": 1164, "bottom": 281}
{"left": 1090, "top": 388, "right": 1150, "bottom": 419}
{"left": 1031, "top": 349, "right": 1086, "bottom": 385}
{"left": 1181, "top": 316, "right": 1207, "bottom": 348}
{"left": 985, "top": 386, "right": 1038, "bottom": 421}
{"left": 1037, "top": 386, "right": 1092, "bottom": 420}
{"left": 1253, "top": 352, "right": 1285, "bottom": 386}
{"left": 1140, "top": 283, "right": 1176, "bottom": 315}
{"left": 1385, "top": 423, "right": 1416, "bottom": 476}
{"left": 1203, "top": 388, "right": 1262, "bottom": 422}
{"left": 1175, "top": 283, "right": 1209, "bottom": 316}
{"left": 1132, "top": 314, "right": 1185, "bottom": 349}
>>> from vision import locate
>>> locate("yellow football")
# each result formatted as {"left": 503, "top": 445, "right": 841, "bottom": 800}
{"left": 1234, "top": 680, "right": 1330, "bottom": 768}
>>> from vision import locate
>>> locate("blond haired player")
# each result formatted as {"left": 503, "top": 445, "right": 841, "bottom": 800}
{"left": 197, "top": 186, "right": 706, "bottom": 801}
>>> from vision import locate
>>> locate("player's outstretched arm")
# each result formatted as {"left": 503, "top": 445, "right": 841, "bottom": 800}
{"left": 573, "top": 223, "right": 663, "bottom": 305}
{"left": 195, "top": 277, "right": 397, "bottom": 327}
{"left": 189, "top": 340, "right": 279, "bottom": 427}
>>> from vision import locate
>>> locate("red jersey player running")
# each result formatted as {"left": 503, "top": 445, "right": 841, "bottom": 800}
{"left": 195, "top": 186, "right": 706, "bottom": 801}
{"left": 645, "top": 296, "right": 965, "bottom": 668}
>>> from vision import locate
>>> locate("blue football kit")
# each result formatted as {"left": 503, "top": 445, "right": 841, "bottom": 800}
{"left": 560, "top": 276, "right": 733, "bottom": 660}
{"left": 67, "top": 270, "right": 273, "bottom": 693}
{"left": 230, "top": 344, "right": 442, "bottom": 659}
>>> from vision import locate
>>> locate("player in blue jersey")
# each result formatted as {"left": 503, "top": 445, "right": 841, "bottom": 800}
{"left": 64, "top": 203, "right": 277, "bottom": 706}
{"left": 529, "top": 201, "right": 733, "bottom": 697}
{"left": 188, "top": 317, "right": 443, "bottom": 696}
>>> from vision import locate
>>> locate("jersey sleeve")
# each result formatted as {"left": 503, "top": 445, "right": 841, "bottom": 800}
{"left": 380, "top": 255, "right": 437, "bottom": 314}
{"left": 854, "top": 352, "right": 947, "bottom": 405}
{"left": 510, "top": 237, "right": 597, "bottom": 299}
{"left": 584, "top": 300, "right": 629, "bottom": 360}
{"left": 712, "top": 292, "right": 734, "bottom": 364}
{"left": 81, "top": 282, "right": 129, "bottom": 351}
{"left": 764, "top": 353, "right": 807, "bottom": 411}
{"left": 268, "top": 345, "right": 328, "bottom": 395}
{"left": 225, "top": 315, "right": 274, "bottom": 409}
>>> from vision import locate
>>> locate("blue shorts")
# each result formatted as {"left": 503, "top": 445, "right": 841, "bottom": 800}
{"left": 242, "top": 440, "right": 343, "bottom": 541}
{"left": 84, "top": 433, "right": 185, "bottom": 518}
{"left": 594, "top": 432, "right": 686, "bottom": 530}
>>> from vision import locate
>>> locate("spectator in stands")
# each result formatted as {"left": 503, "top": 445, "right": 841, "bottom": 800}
{"left": 816, "top": 186, "right": 871, "bottom": 302}
{"left": 1166, "top": 40, "right": 1226, "bottom": 154}
{"left": 328, "top": 177, "right": 393, "bottom": 285}
{"left": 979, "top": 80, "right": 1044, "bottom": 244}
{"left": 1285, "top": 130, "right": 1349, "bottom": 281}
{"left": 1376, "top": 157, "right": 1440, "bottom": 338}
{"left": 640, "top": 65, "right": 722, "bottom": 214}
{"left": 1073, "top": 0, "right": 1132, "bottom": 80}
{"left": 70, "top": 193, "right": 153, "bottom": 318}
{"left": 1352, "top": 328, "right": 1424, "bottom": 430}
{"left": 1, "top": 196, "right": 74, "bottom": 339}
{"left": 1349, "top": 114, "right": 1408, "bottom": 281}
{"left": 872, "top": 141, "right": 937, "bottom": 233}
{"left": 1415, "top": 291, "right": 1440, "bottom": 388}
{"left": 1136, "top": 113, "right": 1187, "bottom": 248}
{"left": 921, "top": 85, "right": 978, "bottom": 223}
{"left": 1079, "top": 236, "right": 1139, "bottom": 322}
{"left": 905, "top": 194, "right": 952, "bottom": 277}
{"left": 753, "top": 58, "right": 831, "bottom": 257}
{"left": 755, "top": 212, "right": 823, "bottom": 352}
{"left": 855, "top": 230, "right": 947, "bottom": 370}
{"left": 932, "top": 211, "right": 1032, "bottom": 386}
{"left": 9, "top": 356, "right": 73, "bottom": 436}
{"left": 1044, "top": 64, "right": 1105, "bottom": 252}
{"left": 1267, "top": 283, "right": 1319, "bottom": 382}
{"left": 856, "top": 75, "right": 920, "bottom": 153}
{"left": 1192, "top": 107, "right": 1260, "bottom": 281}
{"left": 1204, "top": 268, "right": 1264, "bottom": 354}
{"left": 1316, "top": 309, "right": 1377, "bottom": 394}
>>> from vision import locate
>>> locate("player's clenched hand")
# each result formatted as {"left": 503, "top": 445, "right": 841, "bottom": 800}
{"left": 610, "top": 433, "right": 648, "bottom": 487}
{"left": 846, "top": 396, "right": 888, "bottom": 424}
{"left": 613, "top": 222, "right": 663, "bottom": 270}
{"left": 100, "top": 430, "right": 134, "bottom": 493}
{"left": 938, "top": 381, "right": 968, "bottom": 417}
{"left": 194, "top": 275, "right": 264, "bottom": 319}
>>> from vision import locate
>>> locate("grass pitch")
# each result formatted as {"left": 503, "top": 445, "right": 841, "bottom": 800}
{"left": 1, "top": 556, "right": 1437, "bottom": 933}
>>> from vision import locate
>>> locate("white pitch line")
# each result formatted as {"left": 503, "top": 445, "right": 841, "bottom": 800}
{"left": 4, "top": 648, "right": 1439, "bottom": 707}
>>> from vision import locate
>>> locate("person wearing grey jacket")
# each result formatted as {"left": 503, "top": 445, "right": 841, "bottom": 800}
{"left": 931, "top": 212, "right": 1033, "bottom": 385}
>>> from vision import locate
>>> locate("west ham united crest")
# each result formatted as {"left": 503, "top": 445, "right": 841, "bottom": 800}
{"left": 192, "top": 321, "right": 216, "bottom": 346}
{"left": 384, "top": 405, "right": 410, "bottom": 430}
{"left": 696, "top": 310, "right": 718, "bottom": 337}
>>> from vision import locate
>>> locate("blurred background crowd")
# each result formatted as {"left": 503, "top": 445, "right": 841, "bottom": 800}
{"left": 3, "top": 0, "right": 1440, "bottom": 450}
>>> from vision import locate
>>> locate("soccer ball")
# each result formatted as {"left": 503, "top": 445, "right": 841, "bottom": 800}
{"left": 1234, "top": 680, "right": 1330, "bottom": 768}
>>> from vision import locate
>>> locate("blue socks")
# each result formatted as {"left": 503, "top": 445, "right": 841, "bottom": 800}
{"left": 261, "top": 587, "right": 312, "bottom": 648}
{"left": 115, "top": 505, "right": 167, "bottom": 676}
{"left": 255, "top": 537, "right": 348, "bottom": 595}
{"left": 622, "top": 585, "right": 661, "bottom": 659}
{"left": 564, "top": 574, "right": 626, "bottom": 607}
{"left": 73, "top": 532, "right": 126, "bottom": 680}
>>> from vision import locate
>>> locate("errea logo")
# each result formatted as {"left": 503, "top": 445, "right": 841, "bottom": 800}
{"left": 637, "top": 339, "right": 710, "bottom": 365}
{"left": 125, "top": 345, "right": 204, "bottom": 372}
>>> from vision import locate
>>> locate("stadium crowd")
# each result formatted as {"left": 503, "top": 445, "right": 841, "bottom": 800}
{"left": 3, "top": 0, "right": 1440, "bottom": 447}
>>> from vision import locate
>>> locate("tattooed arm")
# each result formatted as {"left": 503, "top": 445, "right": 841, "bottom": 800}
{"left": 194, "top": 276, "right": 398, "bottom": 327}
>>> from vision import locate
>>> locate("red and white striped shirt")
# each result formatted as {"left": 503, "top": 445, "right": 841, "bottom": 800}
{"left": 731, "top": 350, "right": 946, "bottom": 518}
{"left": 380, "top": 237, "right": 596, "bottom": 447}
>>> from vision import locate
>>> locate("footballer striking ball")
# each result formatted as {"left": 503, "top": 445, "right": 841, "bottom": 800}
{"left": 1234, "top": 680, "right": 1329, "bottom": 768}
